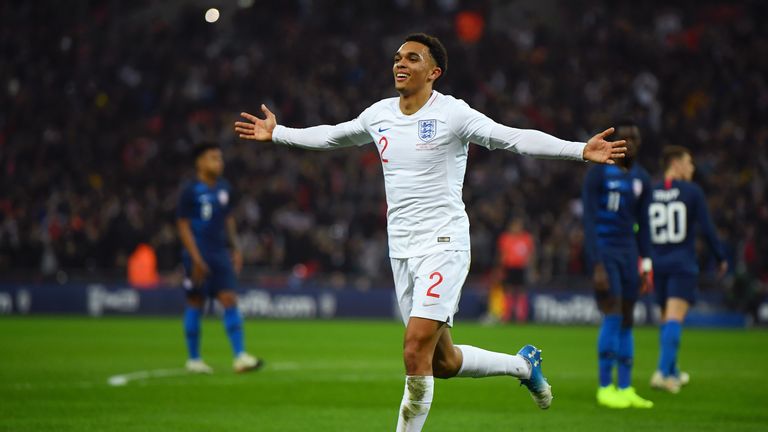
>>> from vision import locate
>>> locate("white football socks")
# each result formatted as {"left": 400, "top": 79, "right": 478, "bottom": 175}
{"left": 456, "top": 345, "right": 531, "bottom": 378}
{"left": 396, "top": 375, "right": 434, "bottom": 432}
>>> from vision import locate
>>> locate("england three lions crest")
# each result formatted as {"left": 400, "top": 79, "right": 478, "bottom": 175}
{"left": 418, "top": 119, "right": 437, "bottom": 142}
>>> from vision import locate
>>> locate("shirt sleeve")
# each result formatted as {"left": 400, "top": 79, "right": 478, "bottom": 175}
{"left": 635, "top": 173, "right": 653, "bottom": 259}
{"left": 176, "top": 184, "right": 196, "bottom": 220}
{"left": 271, "top": 106, "right": 374, "bottom": 150}
{"left": 582, "top": 167, "right": 602, "bottom": 266}
{"left": 694, "top": 185, "right": 726, "bottom": 262}
{"left": 223, "top": 180, "right": 237, "bottom": 216}
{"left": 448, "top": 100, "right": 586, "bottom": 160}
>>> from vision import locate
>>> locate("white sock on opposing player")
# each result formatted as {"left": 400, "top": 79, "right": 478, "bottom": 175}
{"left": 396, "top": 375, "right": 434, "bottom": 432}
{"left": 456, "top": 345, "right": 531, "bottom": 378}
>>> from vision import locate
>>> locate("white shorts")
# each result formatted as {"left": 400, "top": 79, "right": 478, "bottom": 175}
{"left": 391, "top": 250, "right": 470, "bottom": 327}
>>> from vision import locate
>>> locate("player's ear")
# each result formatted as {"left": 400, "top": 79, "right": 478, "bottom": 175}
{"left": 429, "top": 67, "right": 442, "bottom": 82}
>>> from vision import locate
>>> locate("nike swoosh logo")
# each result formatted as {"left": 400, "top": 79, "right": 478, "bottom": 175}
{"left": 378, "top": 127, "right": 390, "bottom": 132}
{"left": 422, "top": 302, "right": 440, "bottom": 307}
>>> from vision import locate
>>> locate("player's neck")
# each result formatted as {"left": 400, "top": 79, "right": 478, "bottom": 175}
{"left": 617, "top": 159, "right": 634, "bottom": 171}
{"left": 197, "top": 172, "right": 218, "bottom": 187}
{"left": 664, "top": 170, "right": 681, "bottom": 181}
{"left": 398, "top": 88, "right": 433, "bottom": 115}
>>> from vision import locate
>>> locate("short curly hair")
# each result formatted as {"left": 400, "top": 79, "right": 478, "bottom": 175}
{"left": 404, "top": 33, "right": 448, "bottom": 79}
{"left": 192, "top": 142, "right": 221, "bottom": 162}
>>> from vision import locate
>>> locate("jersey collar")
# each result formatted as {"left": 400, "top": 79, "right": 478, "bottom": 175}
{"left": 396, "top": 91, "right": 440, "bottom": 118}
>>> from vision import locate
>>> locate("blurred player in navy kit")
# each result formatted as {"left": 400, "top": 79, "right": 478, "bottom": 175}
{"left": 582, "top": 121, "right": 654, "bottom": 409}
{"left": 649, "top": 146, "right": 728, "bottom": 393}
{"left": 176, "top": 142, "right": 262, "bottom": 374}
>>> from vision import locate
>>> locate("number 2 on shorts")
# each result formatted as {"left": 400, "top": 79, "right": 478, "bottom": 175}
{"left": 427, "top": 271, "right": 443, "bottom": 298}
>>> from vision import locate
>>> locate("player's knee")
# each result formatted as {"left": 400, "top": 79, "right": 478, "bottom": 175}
{"left": 596, "top": 296, "right": 619, "bottom": 314}
{"left": 403, "top": 348, "right": 430, "bottom": 374}
{"left": 403, "top": 338, "right": 432, "bottom": 373}
{"left": 217, "top": 291, "right": 238, "bottom": 308}
{"left": 432, "top": 355, "right": 460, "bottom": 379}
{"left": 622, "top": 314, "right": 634, "bottom": 328}
{"left": 187, "top": 294, "right": 204, "bottom": 308}
{"left": 621, "top": 300, "right": 635, "bottom": 327}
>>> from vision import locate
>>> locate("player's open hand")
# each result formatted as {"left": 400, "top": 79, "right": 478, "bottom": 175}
{"left": 717, "top": 260, "right": 729, "bottom": 279}
{"left": 583, "top": 127, "right": 627, "bottom": 164}
{"left": 235, "top": 105, "right": 277, "bottom": 141}
{"left": 191, "top": 259, "right": 210, "bottom": 286}
{"left": 593, "top": 263, "right": 609, "bottom": 292}
{"left": 640, "top": 271, "right": 653, "bottom": 294}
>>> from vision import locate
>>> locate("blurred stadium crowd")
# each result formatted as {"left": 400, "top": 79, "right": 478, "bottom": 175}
{"left": 1, "top": 1, "right": 766, "bottom": 304}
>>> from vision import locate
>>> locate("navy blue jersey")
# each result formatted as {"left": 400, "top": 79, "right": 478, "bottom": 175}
{"left": 649, "top": 179, "right": 725, "bottom": 275}
{"left": 582, "top": 164, "right": 653, "bottom": 265}
{"left": 176, "top": 178, "right": 234, "bottom": 256}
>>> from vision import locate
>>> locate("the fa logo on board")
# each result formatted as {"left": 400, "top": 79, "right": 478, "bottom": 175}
{"left": 418, "top": 119, "right": 437, "bottom": 142}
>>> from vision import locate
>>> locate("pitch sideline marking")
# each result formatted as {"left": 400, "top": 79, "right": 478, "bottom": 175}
{"left": 105, "top": 361, "right": 395, "bottom": 386}
{"left": 107, "top": 368, "right": 189, "bottom": 386}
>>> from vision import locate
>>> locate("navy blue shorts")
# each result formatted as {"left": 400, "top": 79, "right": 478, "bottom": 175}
{"left": 182, "top": 252, "right": 237, "bottom": 298}
{"left": 653, "top": 272, "right": 698, "bottom": 306}
{"left": 599, "top": 249, "right": 640, "bottom": 302}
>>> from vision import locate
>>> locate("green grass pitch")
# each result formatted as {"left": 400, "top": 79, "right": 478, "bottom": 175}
{"left": 1, "top": 317, "right": 766, "bottom": 431}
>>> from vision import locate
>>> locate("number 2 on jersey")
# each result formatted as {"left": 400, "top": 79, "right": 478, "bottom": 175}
{"left": 378, "top": 136, "right": 389, "bottom": 163}
{"left": 427, "top": 271, "right": 443, "bottom": 298}
{"left": 649, "top": 201, "right": 687, "bottom": 244}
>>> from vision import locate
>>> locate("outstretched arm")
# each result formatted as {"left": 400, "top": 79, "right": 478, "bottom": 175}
{"left": 487, "top": 125, "right": 627, "bottom": 163}
{"left": 449, "top": 102, "right": 626, "bottom": 163}
{"left": 234, "top": 104, "right": 372, "bottom": 150}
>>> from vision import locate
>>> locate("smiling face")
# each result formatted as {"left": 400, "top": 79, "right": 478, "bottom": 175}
{"left": 392, "top": 41, "right": 442, "bottom": 96}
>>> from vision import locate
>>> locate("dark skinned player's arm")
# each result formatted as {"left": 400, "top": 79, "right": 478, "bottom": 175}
{"left": 225, "top": 216, "right": 240, "bottom": 252}
{"left": 177, "top": 218, "right": 205, "bottom": 266}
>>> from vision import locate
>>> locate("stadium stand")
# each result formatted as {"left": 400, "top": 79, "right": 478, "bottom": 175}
{"left": 1, "top": 1, "right": 765, "bottom": 314}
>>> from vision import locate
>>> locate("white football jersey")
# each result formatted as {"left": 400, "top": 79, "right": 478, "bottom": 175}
{"left": 272, "top": 91, "right": 586, "bottom": 258}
